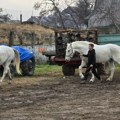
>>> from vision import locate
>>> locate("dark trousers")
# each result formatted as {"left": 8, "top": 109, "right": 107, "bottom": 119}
{"left": 84, "top": 66, "right": 101, "bottom": 80}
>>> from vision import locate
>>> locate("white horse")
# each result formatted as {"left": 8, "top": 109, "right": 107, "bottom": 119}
{"left": 0, "top": 46, "right": 21, "bottom": 83}
{"left": 65, "top": 41, "right": 120, "bottom": 82}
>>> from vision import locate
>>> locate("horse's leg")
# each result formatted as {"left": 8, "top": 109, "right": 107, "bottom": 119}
{"left": 106, "top": 61, "right": 115, "bottom": 81}
{"left": 89, "top": 72, "right": 95, "bottom": 83}
{"left": 79, "top": 60, "right": 86, "bottom": 79}
{"left": 7, "top": 67, "right": 12, "bottom": 84}
{"left": 0, "top": 61, "right": 11, "bottom": 83}
{"left": 0, "top": 66, "right": 8, "bottom": 83}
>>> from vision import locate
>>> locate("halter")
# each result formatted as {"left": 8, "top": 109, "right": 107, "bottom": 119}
{"left": 66, "top": 43, "right": 74, "bottom": 58}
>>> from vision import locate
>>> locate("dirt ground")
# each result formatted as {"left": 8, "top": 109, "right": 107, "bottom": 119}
{"left": 0, "top": 71, "right": 120, "bottom": 120}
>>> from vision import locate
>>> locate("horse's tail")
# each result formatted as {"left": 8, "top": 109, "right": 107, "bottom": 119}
{"left": 13, "top": 49, "right": 21, "bottom": 74}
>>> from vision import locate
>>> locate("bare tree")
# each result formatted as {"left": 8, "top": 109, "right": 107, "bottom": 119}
{"left": 76, "top": 0, "right": 94, "bottom": 27}
{"left": 90, "top": 0, "right": 120, "bottom": 33}
{"left": 64, "top": 0, "right": 80, "bottom": 29}
{"left": 65, "top": 0, "right": 94, "bottom": 28}
{"left": 0, "top": 8, "right": 3, "bottom": 14}
{"left": 34, "top": 0, "right": 66, "bottom": 29}
{"left": 0, "top": 8, "right": 12, "bottom": 21}
{"left": 34, "top": 0, "right": 94, "bottom": 29}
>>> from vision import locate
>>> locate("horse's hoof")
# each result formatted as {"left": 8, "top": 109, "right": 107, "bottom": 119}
{"left": 81, "top": 76, "right": 84, "bottom": 79}
{"left": 89, "top": 79, "right": 95, "bottom": 83}
{"left": 106, "top": 78, "right": 112, "bottom": 81}
{"left": 100, "top": 78, "right": 104, "bottom": 82}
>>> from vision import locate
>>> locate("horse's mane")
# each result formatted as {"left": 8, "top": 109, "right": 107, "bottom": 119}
{"left": 72, "top": 41, "right": 95, "bottom": 48}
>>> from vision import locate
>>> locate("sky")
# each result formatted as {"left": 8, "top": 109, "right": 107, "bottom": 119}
{"left": 0, "top": 0, "right": 39, "bottom": 21}
{"left": 0, "top": 0, "right": 74, "bottom": 21}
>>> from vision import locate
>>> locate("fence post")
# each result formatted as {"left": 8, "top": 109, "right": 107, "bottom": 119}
{"left": 9, "top": 31, "right": 14, "bottom": 46}
{"left": 31, "top": 32, "right": 35, "bottom": 48}
{"left": 31, "top": 32, "right": 35, "bottom": 54}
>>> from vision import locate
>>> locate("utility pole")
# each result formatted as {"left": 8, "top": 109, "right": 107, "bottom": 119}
{"left": 20, "top": 14, "right": 22, "bottom": 23}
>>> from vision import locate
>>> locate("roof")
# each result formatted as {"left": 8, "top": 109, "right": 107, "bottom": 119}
{"left": 0, "top": 15, "right": 11, "bottom": 23}
{"left": 26, "top": 16, "right": 40, "bottom": 24}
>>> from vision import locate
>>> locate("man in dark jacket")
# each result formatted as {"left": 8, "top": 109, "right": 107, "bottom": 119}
{"left": 81, "top": 43, "right": 101, "bottom": 83}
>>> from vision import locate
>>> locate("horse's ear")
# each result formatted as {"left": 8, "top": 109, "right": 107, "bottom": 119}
{"left": 67, "top": 43, "right": 69, "bottom": 46}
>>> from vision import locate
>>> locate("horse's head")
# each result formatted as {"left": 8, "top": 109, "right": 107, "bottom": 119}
{"left": 65, "top": 43, "right": 75, "bottom": 61}
{"left": 65, "top": 41, "right": 90, "bottom": 61}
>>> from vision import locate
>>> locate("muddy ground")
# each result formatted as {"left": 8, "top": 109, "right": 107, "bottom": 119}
{"left": 0, "top": 71, "right": 120, "bottom": 120}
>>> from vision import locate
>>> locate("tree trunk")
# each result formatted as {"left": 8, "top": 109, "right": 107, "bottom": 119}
{"left": 52, "top": 1, "right": 66, "bottom": 29}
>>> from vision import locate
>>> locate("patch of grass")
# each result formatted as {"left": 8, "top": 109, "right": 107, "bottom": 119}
{"left": 115, "top": 64, "right": 120, "bottom": 71}
{"left": 35, "top": 64, "right": 62, "bottom": 76}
